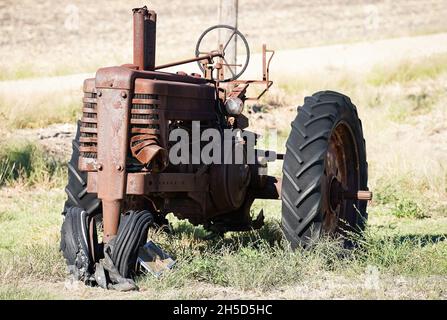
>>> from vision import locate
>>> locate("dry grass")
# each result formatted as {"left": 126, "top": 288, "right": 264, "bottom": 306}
{"left": 367, "top": 54, "right": 447, "bottom": 86}
{"left": 0, "top": 186, "right": 445, "bottom": 299}
{"left": 0, "top": 77, "right": 82, "bottom": 130}
{"left": 0, "top": 91, "right": 79, "bottom": 130}
{"left": 1, "top": 0, "right": 447, "bottom": 80}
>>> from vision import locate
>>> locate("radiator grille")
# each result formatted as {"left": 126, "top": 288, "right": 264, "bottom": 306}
{"left": 79, "top": 91, "right": 98, "bottom": 159}
{"left": 130, "top": 93, "right": 166, "bottom": 169}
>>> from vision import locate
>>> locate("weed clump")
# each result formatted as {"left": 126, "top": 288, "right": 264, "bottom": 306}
{"left": 0, "top": 140, "right": 65, "bottom": 187}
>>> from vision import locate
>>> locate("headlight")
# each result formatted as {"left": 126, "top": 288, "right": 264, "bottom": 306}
{"left": 224, "top": 97, "right": 244, "bottom": 115}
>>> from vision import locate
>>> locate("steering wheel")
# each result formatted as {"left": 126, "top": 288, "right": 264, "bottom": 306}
{"left": 195, "top": 25, "right": 250, "bottom": 82}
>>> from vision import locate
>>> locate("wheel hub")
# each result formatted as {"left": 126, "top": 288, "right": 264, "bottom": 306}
{"left": 329, "top": 177, "right": 342, "bottom": 213}
{"left": 322, "top": 122, "right": 372, "bottom": 235}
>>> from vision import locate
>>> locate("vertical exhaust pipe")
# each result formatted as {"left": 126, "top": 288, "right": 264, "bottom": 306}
{"left": 98, "top": 7, "right": 157, "bottom": 244}
{"left": 133, "top": 6, "right": 157, "bottom": 71}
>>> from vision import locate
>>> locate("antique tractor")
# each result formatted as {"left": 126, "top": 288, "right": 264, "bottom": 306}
{"left": 60, "top": 6, "right": 372, "bottom": 290}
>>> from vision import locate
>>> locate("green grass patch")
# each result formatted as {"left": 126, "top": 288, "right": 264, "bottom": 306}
{"left": 0, "top": 139, "right": 66, "bottom": 187}
{"left": 0, "top": 186, "right": 445, "bottom": 298}
{"left": 391, "top": 199, "right": 427, "bottom": 219}
{"left": 137, "top": 218, "right": 447, "bottom": 292}
{"left": 0, "top": 243, "right": 66, "bottom": 283}
{"left": 0, "top": 188, "right": 65, "bottom": 248}
{"left": 374, "top": 182, "right": 430, "bottom": 219}
{"left": 0, "top": 63, "right": 41, "bottom": 82}
{"left": 353, "top": 229, "right": 447, "bottom": 275}
{"left": 0, "top": 285, "right": 56, "bottom": 300}
{"left": 385, "top": 88, "right": 439, "bottom": 123}
{"left": 367, "top": 53, "right": 447, "bottom": 86}
{"left": 277, "top": 71, "right": 359, "bottom": 97}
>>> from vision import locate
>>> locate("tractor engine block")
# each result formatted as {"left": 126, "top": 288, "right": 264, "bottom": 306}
{"left": 78, "top": 69, "right": 255, "bottom": 227}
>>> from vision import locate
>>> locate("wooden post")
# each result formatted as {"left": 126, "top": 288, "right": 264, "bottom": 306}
{"left": 218, "top": 0, "right": 238, "bottom": 69}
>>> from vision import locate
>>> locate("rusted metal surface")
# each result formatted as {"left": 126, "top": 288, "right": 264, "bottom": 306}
{"left": 87, "top": 172, "right": 209, "bottom": 194}
{"left": 342, "top": 190, "right": 373, "bottom": 201}
{"left": 228, "top": 44, "right": 274, "bottom": 100}
{"left": 129, "top": 90, "right": 167, "bottom": 171}
{"left": 154, "top": 52, "right": 222, "bottom": 71}
{"left": 231, "top": 79, "right": 273, "bottom": 101}
{"left": 130, "top": 134, "right": 167, "bottom": 170}
{"left": 77, "top": 6, "right": 285, "bottom": 242}
{"left": 133, "top": 6, "right": 156, "bottom": 71}
{"left": 79, "top": 78, "right": 98, "bottom": 172}
{"left": 134, "top": 78, "right": 216, "bottom": 121}
{"left": 262, "top": 44, "right": 275, "bottom": 82}
{"left": 95, "top": 68, "right": 133, "bottom": 242}
{"left": 227, "top": 83, "right": 249, "bottom": 99}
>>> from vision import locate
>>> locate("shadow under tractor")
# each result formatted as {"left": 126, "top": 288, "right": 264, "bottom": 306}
{"left": 60, "top": 6, "right": 372, "bottom": 291}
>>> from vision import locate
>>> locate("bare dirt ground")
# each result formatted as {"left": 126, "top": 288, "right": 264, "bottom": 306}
{"left": 11, "top": 275, "right": 446, "bottom": 300}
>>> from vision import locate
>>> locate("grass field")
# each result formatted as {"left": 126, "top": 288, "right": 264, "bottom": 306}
{"left": 0, "top": 50, "right": 446, "bottom": 299}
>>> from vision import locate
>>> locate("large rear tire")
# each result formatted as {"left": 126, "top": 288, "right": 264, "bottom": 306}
{"left": 281, "top": 91, "right": 368, "bottom": 248}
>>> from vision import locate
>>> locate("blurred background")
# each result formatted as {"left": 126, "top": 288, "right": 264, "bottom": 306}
{"left": 1, "top": 0, "right": 447, "bottom": 79}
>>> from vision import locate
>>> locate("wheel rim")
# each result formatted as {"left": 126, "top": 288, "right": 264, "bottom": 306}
{"left": 322, "top": 122, "right": 360, "bottom": 235}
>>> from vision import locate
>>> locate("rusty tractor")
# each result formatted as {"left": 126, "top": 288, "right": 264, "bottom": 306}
{"left": 60, "top": 6, "right": 372, "bottom": 290}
